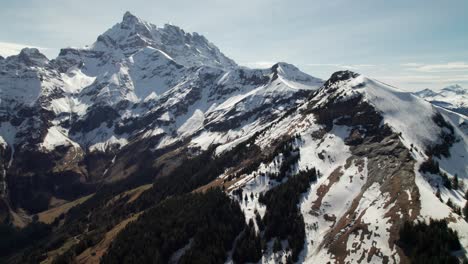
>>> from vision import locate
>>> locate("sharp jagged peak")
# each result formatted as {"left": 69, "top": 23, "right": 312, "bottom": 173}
{"left": 323, "top": 70, "right": 360, "bottom": 88}
{"left": 119, "top": 12, "right": 188, "bottom": 39}
{"left": 122, "top": 11, "right": 140, "bottom": 24}
{"left": 85, "top": 12, "right": 237, "bottom": 69}
{"left": 270, "top": 62, "right": 323, "bottom": 85}
{"left": 161, "top": 22, "right": 184, "bottom": 33}
{"left": 11, "top": 47, "right": 49, "bottom": 66}
{"left": 118, "top": 11, "right": 153, "bottom": 35}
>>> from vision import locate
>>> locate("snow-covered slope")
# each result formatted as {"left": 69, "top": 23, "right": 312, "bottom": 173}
{"left": 1, "top": 12, "right": 467, "bottom": 264}
{"left": 219, "top": 71, "right": 468, "bottom": 263}
{"left": 415, "top": 84, "right": 468, "bottom": 116}
{"left": 314, "top": 73, "right": 448, "bottom": 153}
{"left": 0, "top": 12, "right": 322, "bottom": 214}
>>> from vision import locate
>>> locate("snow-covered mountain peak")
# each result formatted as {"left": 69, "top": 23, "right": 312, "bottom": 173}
{"left": 42, "top": 14, "right": 243, "bottom": 107}
{"left": 11, "top": 48, "right": 49, "bottom": 67}
{"left": 415, "top": 88, "right": 439, "bottom": 98}
{"left": 92, "top": 12, "right": 155, "bottom": 52}
{"left": 270, "top": 62, "right": 323, "bottom": 88}
{"left": 88, "top": 12, "right": 236, "bottom": 69}
{"left": 323, "top": 70, "right": 360, "bottom": 87}
{"left": 122, "top": 11, "right": 141, "bottom": 26}
{"left": 2, "top": 17, "right": 468, "bottom": 263}
{"left": 312, "top": 71, "right": 453, "bottom": 153}
{"left": 441, "top": 84, "right": 466, "bottom": 95}
{"left": 118, "top": 11, "right": 154, "bottom": 39}
{"left": 415, "top": 84, "right": 467, "bottom": 115}
{"left": 272, "top": 62, "right": 303, "bottom": 78}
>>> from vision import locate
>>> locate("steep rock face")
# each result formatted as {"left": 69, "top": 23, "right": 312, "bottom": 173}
{"left": 0, "top": 13, "right": 322, "bottom": 214}
{"left": 94, "top": 11, "right": 237, "bottom": 69}
{"left": 1, "top": 13, "right": 468, "bottom": 264}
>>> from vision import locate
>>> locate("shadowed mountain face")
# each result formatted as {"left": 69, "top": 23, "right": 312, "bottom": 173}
{"left": 0, "top": 12, "right": 467, "bottom": 264}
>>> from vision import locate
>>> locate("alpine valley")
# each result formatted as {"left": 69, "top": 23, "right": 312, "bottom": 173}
{"left": 0, "top": 12, "right": 467, "bottom": 264}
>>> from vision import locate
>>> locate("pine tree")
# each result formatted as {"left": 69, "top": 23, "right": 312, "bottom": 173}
{"left": 255, "top": 210, "right": 264, "bottom": 231}
{"left": 398, "top": 219, "right": 461, "bottom": 263}
{"left": 273, "top": 238, "right": 282, "bottom": 253}
{"left": 443, "top": 173, "right": 452, "bottom": 189}
{"left": 446, "top": 198, "right": 453, "bottom": 208}
{"left": 464, "top": 201, "right": 468, "bottom": 221}
{"left": 453, "top": 174, "right": 459, "bottom": 190}
{"left": 232, "top": 219, "right": 262, "bottom": 264}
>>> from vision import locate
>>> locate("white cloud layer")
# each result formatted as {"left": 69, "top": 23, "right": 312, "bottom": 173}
{"left": 306, "top": 63, "right": 377, "bottom": 70}
{"left": 379, "top": 74, "right": 468, "bottom": 83}
{"left": 0, "top": 42, "right": 57, "bottom": 59}
{"left": 242, "top": 61, "right": 277, "bottom": 69}
{"left": 402, "top": 62, "right": 468, "bottom": 72}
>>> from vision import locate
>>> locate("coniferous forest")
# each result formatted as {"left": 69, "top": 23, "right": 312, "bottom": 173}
{"left": 102, "top": 189, "right": 244, "bottom": 263}
{"left": 398, "top": 219, "right": 462, "bottom": 264}
{"left": 259, "top": 168, "right": 318, "bottom": 262}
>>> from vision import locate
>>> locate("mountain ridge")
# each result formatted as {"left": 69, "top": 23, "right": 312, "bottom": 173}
{"left": 0, "top": 12, "right": 467, "bottom": 264}
{"left": 0, "top": 12, "right": 323, "bottom": 212}
{"left": 415, "top": 84, "right": 467, "bottom": 116}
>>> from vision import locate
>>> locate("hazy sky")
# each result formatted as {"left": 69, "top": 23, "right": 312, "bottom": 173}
{"left": 1, "top": 0, "right": 467, "bottom": 91}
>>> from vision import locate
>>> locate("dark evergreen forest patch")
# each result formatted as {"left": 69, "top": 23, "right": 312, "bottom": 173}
{"left": 259, "top": 168, "right": 317, "bottom": 262}
{"left": 102, "top": 189, "right": 244, "bottom": 264}
{"left": 398, "top": 219, "right": 463, "bottom": 264}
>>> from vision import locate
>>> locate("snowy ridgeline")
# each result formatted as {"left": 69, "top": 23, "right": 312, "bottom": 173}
{"left": 0, "top": 36, "right": 322, "bottom": 153}
{"left": 218, "top": 74, "right": 468, "bottom": 263}
{"left": 0, "top": 11, "right": 467, "bottom": 264}
{"left": 415, "top": 84, "right": 468, "bottom": 115}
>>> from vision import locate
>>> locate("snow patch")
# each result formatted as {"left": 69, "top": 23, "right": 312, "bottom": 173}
{"left": 177, "top": 109, "right": 204, "bottom": 136}
{"left": 40, "top": 126, "right": 78, "bottom": 151}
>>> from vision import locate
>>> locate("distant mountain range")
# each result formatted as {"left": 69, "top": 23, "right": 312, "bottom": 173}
{"left": 0, "top": 12, "right": 467, "bottom": 264}
{"left": 415, "top": 84, "right": 467, "bottom": 116}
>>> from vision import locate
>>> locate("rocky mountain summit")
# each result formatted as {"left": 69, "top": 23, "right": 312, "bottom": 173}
{"left": 0, "top": 12, "right": 467, "bottom": 264}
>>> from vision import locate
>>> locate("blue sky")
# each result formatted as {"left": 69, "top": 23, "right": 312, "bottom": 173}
{"left": 1, "top": 0, "right": 467, "bottom": 91}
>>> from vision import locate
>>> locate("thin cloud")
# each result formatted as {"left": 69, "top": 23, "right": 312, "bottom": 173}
{"left": 341, "top": 64, "right": 376, "bottom": 70}
{"left": 400, "top": 63, "right": 424, "bottom": 67}
{"left": 0, "top": 41, "right": 58, "bottom": 59}
{"left": 0, "top": 42, "right": 42, "bottom": 57}
{"left": 244, "top": 62, "right": 378, "bottom": 71}
{"left": 376, "top": 74, "right": 468, "bottom": 84}
{"left": 306, "top": 63, "right": 342, "bottom": 67}
{"left": 242, "top": 61, "right": 276, "bottom": 69}
{"left": 306, "top": 63, "right": 376, "bottom": 69}
{"left": 402, "top": 62, "right": 468, "bottom": 72}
